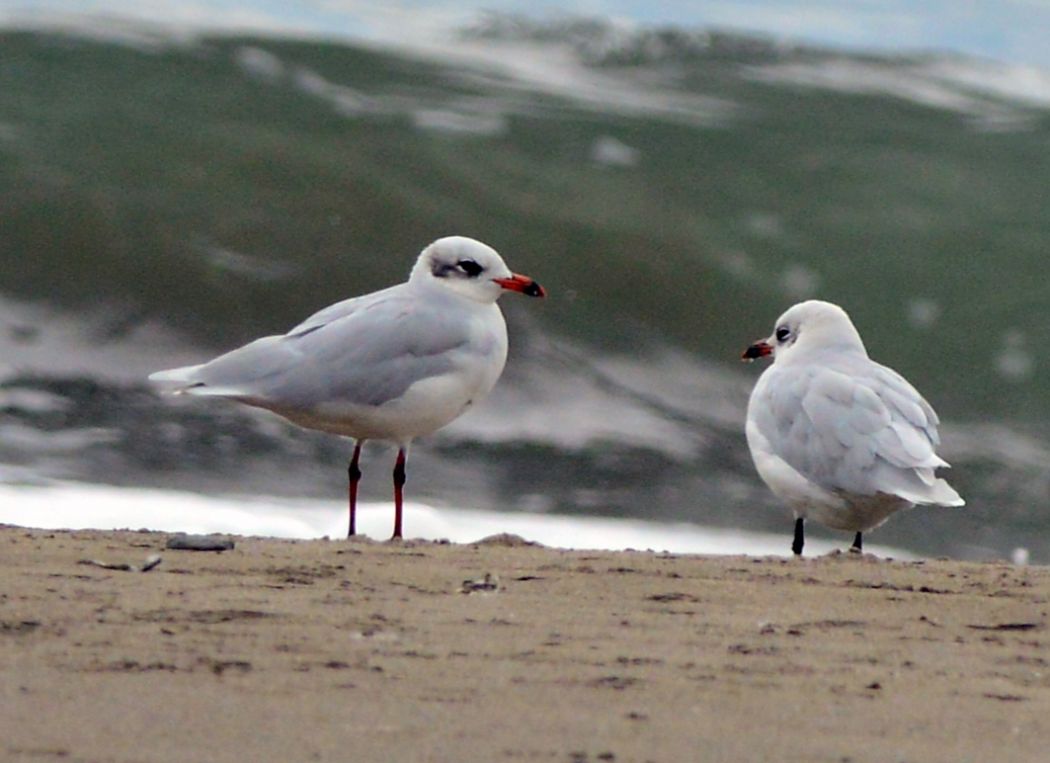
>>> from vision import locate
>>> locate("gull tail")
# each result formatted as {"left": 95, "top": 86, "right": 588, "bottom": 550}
{"left": 898, "top": 471, "right": 965, "bottom": 508}
{"left": 923, "top": 477, "right": 965, "bottom": 507}
{"left": 148, "top": 365, "right": 246, "bottom": 398}
{"left": 912, "top": 461, "right": 965, "bottom": 507}
{"left": 873, "top": 462, "right": 966, "bottom": 508}
{"left": 148, "top": 364, "right": 205, "bottom": 393}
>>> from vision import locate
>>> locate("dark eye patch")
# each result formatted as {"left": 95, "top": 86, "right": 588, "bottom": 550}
{"left": 775, "top": 325, "right": 791, "bottom": 342}
{"left": 458, "top": 260, "right": 484, "bottom": 277}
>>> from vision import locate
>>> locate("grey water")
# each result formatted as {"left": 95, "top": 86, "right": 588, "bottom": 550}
{"left": 1, "top": 13, "right": 1049, "bottom": 560}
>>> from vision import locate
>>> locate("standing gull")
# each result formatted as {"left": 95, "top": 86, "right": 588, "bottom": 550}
{"left": 742, "top": 300, "right": 963, "bottom": 556}
{"left": 150, "top": 236, "right": 545, "bottom": 539}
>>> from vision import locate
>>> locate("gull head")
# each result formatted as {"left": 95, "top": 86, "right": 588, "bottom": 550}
{"left": 411, "top": 236, "right": 546, "bottom": 304}
{"left": 742, "top": 299, "right": 866, "bottom": 363}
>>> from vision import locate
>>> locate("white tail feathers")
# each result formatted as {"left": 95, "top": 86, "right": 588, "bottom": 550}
{"left": 148, "top": 364, "right": 204, "bottom": 388}
{"left": 149, "top": 366, "right": 250, "bottom": 399}
{"left": 924, "top": 477, "right": 965, "bottom": 507}
{"left": 149, "top": 364, "right": 237, "bottom": 398}
{"left": 872, "top": 461, "right": 965, "bottom": 508}
{"left": 900, "top": 474, "right": 965, "bottom": 508}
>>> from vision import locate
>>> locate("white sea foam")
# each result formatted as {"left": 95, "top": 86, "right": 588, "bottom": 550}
{"left": 590, "top": 135, "right": 640, "bottom": 167}
{"left": 407, "top": 37, "right": 738, "bottom": 127}
{"left": 0, "top": 479, "right": 912, "bottom": 558}
{"left": 745, "top": 57, "right": 1047, "bottom": 127}
{"left": 411, "top": 108, "right": 507, "bottom": 136}
{"left": 12, "top": 5, "right": 1049, "bottom": 132}
{"left": 231, "top": 45, "right": 510, "bottom": 135}
{"left": 0, "top": 296, "right": 203, "bottom": 383}
{"left": 4, "top": 9, "right": 736, "bottom": 127}
{"left": 995, "top": 329, "right": 1035, "bottom": 381}
{"left": 440, "top": 340, "right": 749, "bottom": 459}
{"left": 906, "top": 298, "right": 942, "bottom": 330}
{"left": 0, "top": 287, "right": 743, "bottom": 462}
{"left": 235, "top": 45, "right": 286, "bottom": 82}
{"left": 922, "top": 58, "right": 1050, "bottom": 109}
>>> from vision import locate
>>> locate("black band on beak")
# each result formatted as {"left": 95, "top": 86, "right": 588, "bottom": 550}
{"left": 523, "top": 280, "right": 546, "bottom": 298}
{"left": 742, "top": 341, "right": 773, "bottom": 361}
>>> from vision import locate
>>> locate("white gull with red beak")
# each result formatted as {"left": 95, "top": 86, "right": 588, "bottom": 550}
{"left": 742, "top": 300, "right": 963, "bottom": 556}
{"left": 150, "top": 236, "right": 545, "bottom": 539}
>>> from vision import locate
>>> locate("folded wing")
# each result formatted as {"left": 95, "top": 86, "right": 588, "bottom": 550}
{"left": 149, "top": 287, "right": 472, "bottom": 410}
{"left": 757, "top": 359, "right": 963, "bottom": 507}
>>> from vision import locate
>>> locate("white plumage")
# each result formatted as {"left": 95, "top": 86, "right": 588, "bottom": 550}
{"left": 743, "top": 300, "right": 963, "bottom": 555}
{"left": 150, "top": 236, "right": 545, "bottom": 539}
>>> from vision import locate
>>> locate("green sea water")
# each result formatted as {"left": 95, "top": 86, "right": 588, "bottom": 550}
{"left": 1, "top": 21, "right": 1048, "bottom": 559}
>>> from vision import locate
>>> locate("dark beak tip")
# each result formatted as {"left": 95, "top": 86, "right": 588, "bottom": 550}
{"left": 525, "top": 281, "right": 546, "bottom": 298}
{"left": 742, "top": 341, "right": 772, "bottom": 361}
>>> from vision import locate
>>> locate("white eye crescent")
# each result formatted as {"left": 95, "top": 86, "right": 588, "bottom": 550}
{"left": 458, "top": 260, "right": 483, "bottom": 277}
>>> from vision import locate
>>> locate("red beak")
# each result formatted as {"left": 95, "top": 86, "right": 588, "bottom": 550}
{"left": 742, "top": 340, "right": 773, "bottom": 361}
{"left": 494, "top": 273, "right": 546, "bottom": 298}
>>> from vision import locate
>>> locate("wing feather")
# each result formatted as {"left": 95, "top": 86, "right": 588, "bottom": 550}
{"left": 159, "top": 286, "right": 474, "bottom": 409}
{"left": 751, "top": 356, "right": 960, "bottom": 505}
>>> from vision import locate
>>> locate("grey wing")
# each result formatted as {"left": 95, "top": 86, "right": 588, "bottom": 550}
{"left": 762, "top": 362, "right": 958, "bottom": 504}
{"left": 285, "top": 284, "right": 401, "bottom": 338}
{"left": 868, "top": 362, "right": 941, "bottom": 446}
{"left": 187, "top": 291, "right": 471, "bottom": 409}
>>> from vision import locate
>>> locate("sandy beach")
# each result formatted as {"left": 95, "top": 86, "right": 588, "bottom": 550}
{"left": 2, "top": 525, "right": 1048, "bottom": 763}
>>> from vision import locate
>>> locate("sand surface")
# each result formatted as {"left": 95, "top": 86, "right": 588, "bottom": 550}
{"left": 2, "top": 525, "right": 1048, "bottom": 763}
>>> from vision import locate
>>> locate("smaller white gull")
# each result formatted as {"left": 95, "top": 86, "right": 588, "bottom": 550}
{"left": 742, "top": 300, "right": 963, "bottom": 556}
{"left": 150, "top": 236, "right": 545, "bottom": 539}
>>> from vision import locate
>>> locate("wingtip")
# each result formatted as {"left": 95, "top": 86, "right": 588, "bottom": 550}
{"left": 148, "top": 364, "right": 204, "bottom": 387}
{"left": 934, "top": 480, "right": 965, "bottom": 508}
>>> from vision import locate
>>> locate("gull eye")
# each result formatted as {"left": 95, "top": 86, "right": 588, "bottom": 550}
{"left": 775, "top": 325, "right": 791, "bottom": 343}
{"left": 457, "top": 260, "right": 483, "bottom": 277}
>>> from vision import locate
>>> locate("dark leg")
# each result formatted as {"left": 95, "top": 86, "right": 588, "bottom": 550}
{"left": 391, "top": 448, "right": 406, "bottom": 540}
{"left": 850, "top": 532, "right": 863, "bottom": 553}
{"left": 347, "top": 441, "right": 363, "bottom": 538}
{"left": 792, "top": 517, "right": 805, "bottom": 556}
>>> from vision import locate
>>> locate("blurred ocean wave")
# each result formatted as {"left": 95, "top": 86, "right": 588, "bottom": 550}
{"left": 0, "top": 15, "right": 1048, "bottom": 560}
